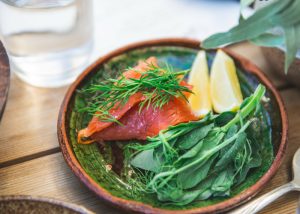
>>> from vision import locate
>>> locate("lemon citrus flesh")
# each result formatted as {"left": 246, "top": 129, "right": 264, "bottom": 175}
{"left": 188, "top": 51, "right": 212, "bottom": 118}
{"left": 210, "top": 50, "right": 243, "bottom": 113}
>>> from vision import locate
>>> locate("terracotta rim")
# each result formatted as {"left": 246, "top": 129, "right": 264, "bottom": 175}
{"left": 58, "top": 38, "right": 288, "bottom": 214}
{"left": 0, "top": 195, "right": 94, "bottom": 214}
{"left": 0, "top": 40, "right": 10, "bottom": 122}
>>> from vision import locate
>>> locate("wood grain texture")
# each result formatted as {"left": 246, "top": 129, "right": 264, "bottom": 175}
{"left": 0, "top": 87, "right": 300, "bottom": 214}
{"left": 0, "top": 75, "right": 67, "bottom": 164}
{"left": 228, "top": 42, "right": 290, "bottom": 90}
{"left": 58, "top": 38, "right": 288, "bottom": 214}
{"left": 258, "top": 88, "right": 300, "bottom": 214}
{"left": 0, "top": 85, "right": 299, "bottom": 214}
{"left": 0, "top": 42, "right": 289, "bottom": 164}
{"left": 0, "top": 43, "right": 298, "bottom": 214}
{"left": 0, "top": 153, "right": 119, "bottom": 214}
{"left": 0, "top": 41, "right": 10, "bottom": 122}
{"left": 0, "top": 195, "right": 93, "bottom": 214}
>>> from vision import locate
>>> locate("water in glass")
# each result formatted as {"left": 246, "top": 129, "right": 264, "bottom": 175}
{"left": 0, "top": 0, "right": 93, "bottom": 87}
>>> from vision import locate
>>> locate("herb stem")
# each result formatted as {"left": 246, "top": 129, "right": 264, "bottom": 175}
{"left": 222, "top": 85, "right": 265, "bottom": 131}
{"left": 80, "top": 64, "right": 192, "bottom": 123}
{"left": 148, "top": 120, "right": 252, "bottom": 188}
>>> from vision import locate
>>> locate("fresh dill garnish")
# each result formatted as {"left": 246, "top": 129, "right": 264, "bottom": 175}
{"left": 78, "top": 63, "right": 192, "bottom": 123}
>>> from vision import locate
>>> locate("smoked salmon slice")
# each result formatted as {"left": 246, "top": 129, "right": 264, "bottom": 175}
{"left": 78, "top": 57, "right": 197, "bottom": 143}
{"left": 90, "top": 98, "right": 197, "bottom": 141}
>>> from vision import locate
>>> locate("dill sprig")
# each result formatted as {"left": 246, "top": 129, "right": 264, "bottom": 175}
{"left": 78, "top": 63, "right": 192, "bottom": 123}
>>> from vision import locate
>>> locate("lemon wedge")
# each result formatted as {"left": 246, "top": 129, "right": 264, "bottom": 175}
{"left": 188, "top": 51, "right": 212, "bottom": 118}
{"left": 210, "top": 50, "right": 243, "bottom": 113}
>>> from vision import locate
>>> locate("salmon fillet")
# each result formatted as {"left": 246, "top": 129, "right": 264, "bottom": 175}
{"left": 90, "top": 97, "right": 197, "bottom": 141}
{"left": 78, "top": 57, "right": 197, "bottom": 143}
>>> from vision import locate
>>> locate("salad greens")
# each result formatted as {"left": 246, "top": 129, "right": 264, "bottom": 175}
{"left": 125, "top": 84, "right": 266, "bottom": 205}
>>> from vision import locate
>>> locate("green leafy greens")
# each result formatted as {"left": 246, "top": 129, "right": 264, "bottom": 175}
{"left": 125, "top": 84, "right": 266, "bottom": 205}
{"left": 202, "top": 0, "right": 300, "bottom": 73}
{"left": 78, "top": 63, "right": 192, "bottom": 123}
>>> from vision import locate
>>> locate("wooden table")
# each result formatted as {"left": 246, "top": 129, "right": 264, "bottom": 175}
{"left": 0, "top": 43, "right": 299, "bottom": 214}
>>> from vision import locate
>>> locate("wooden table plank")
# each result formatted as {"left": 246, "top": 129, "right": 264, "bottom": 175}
{"left": 0, "top": 76, "right": 67, "bottom": 164}
{"left": 0, "top": 43, "right": 290, "bottom": 165}
{"left": 256, "top": 88, "right": 300, "bottom": 214}
{"left": 228, "top": 42, "right": 289, "bottom": 89}
{"left": 0, "top": 152, "right": 119, "bottom": 214}
{"left": 0, "top": 88, "right": 299, "bottom": 214}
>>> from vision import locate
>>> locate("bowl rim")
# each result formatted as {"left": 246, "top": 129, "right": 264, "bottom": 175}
{"left": 0, "top": 40, "right": 10, "bottom": 122}
{"left": 0, "top": 195, "right": 94, "bottom": 214}
{"left": 57, "top": 38, "right": 288, "bottom": 214}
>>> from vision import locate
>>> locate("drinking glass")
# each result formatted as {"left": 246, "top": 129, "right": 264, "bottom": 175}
{"left": 0, "top": 0, "right": 93, "bottom": 87}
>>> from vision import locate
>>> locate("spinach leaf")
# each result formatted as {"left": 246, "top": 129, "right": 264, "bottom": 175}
{"left": 176, "top": 140, "right": 204, "bottom": 161}
{"left": 177, "top": 123, "right": 214, "bottom": 150}
{"left": 215, "top": 112, "right": 235, "bottom": 127}
{"left": 157, "top": 184, "right": 184, "bottom": 202}
{"left": 130, "top": 149, "right": 160, "bottom": 172}
{"left": 235, "top": 139, "right": 262, "bottom": 184}
{"left": 126, "top": 85, "right": 266, "bottom": 206}
{"left": 215, "top": 132, "right": 247, "bottom": 168}
{"left": 166, "top": 189, "right": 203, "bottom": 206}
{"left": 211, "top": 167, "right": 234, "bottom": 194}
{"left": 177, "top": 154, "right": 218, "bottom": 189}
{"left": 219, "top": 125, "right": 238, "bottom": 158}
{"left": 225, "top": 125, "right": 238, "bottom": 139}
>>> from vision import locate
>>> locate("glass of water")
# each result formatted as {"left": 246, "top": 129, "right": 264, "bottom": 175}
{"left": 0, "top": 0, "right": 93, "bottom": 87}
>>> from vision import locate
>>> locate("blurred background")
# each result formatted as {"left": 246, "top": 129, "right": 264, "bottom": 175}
{"left": 0, "top": 0, "right": 244, "bottom": 87}
{"left": 89, "top": 0, "right": 241, "bottom": 58}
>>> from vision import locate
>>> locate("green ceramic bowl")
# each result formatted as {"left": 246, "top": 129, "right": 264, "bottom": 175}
{"left": 58, "top": 38, "right": 288, "bottom": 213}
